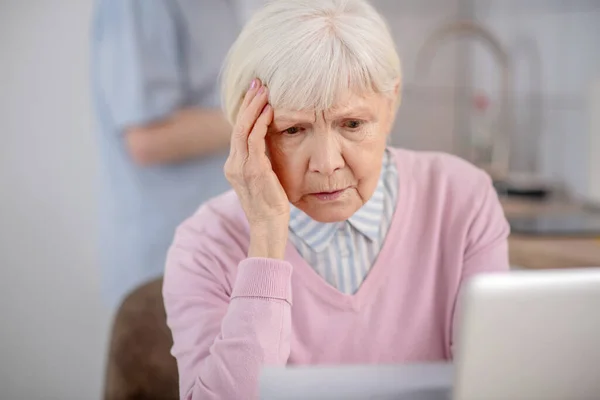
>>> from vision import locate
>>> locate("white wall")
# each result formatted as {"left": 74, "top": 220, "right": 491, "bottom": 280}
{"left": 589, "top": 77, "right": 600, "bottom": 204}
{"left": 0, "top": 1, "right": 111, "bottom": 399}
{"left": 470, "top": 1, "right": 600, "bottom": 196}
{"left": 373, "top": 0, "right": 463, "bottom": 153}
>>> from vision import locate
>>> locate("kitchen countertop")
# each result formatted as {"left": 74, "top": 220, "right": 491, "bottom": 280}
{"left": 501, "top": 197, "right": 600, "bottom": 269}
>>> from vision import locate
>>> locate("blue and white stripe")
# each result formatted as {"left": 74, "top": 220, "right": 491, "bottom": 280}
{"left": 288, "top": 149, "right": 399, "bottom": 294}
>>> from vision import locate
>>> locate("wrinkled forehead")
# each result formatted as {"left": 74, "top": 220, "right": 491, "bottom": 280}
{"left": 272, "top": 90, "right": 386, "bottom": 122}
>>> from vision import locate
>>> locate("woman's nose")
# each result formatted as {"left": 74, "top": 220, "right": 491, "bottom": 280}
{"left": 307, "top": 134, "right": 344, "bottom": 176}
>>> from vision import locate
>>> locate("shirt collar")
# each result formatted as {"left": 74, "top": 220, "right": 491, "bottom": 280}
{"left": 288, "top": 153, "right": 389, "bottom": 252}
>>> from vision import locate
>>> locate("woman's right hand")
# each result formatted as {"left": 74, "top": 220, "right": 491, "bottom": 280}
{"left": 224, "top": 79, "right": 290, "bottom": 259}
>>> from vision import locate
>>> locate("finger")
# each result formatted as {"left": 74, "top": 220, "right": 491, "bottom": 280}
{"left": 238, "top": 79, "right": 261, "bottom": 120}
{"left": 230, "top": 80, "right": 262, "bottom": 157}
{"left": 233, "top": 86, "right": 269, "bottom": 156}
{"left": 248, "top": 103, "right": 273, "bottom": 158}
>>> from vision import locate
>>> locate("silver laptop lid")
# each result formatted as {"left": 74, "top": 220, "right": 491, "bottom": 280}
{"left": 454, "top": 268, "right": 600, "bottom": 400}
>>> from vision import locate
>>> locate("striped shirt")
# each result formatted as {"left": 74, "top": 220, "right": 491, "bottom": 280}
{"left": 288, "top": 149, "right": 399, "bottom": 294}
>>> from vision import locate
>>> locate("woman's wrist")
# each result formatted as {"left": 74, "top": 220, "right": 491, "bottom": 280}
{"left": 248, "top": 240, "right": 286, "bottom": 259}
{"left": 248, "top": 220, "right": 289, "bottom": 259}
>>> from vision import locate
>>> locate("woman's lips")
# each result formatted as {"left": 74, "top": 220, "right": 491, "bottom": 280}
{"left": 311, "top": 188, "right": 346, "bottom": 201}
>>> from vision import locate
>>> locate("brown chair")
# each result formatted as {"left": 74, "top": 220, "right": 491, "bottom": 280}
{"left": 104, "top": 278, "right": 179, "bottom": 400}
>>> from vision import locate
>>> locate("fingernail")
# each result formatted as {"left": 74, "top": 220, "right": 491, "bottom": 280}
{"left": 258, "top": 86, "right": 266, "bottom": 95}
{"left": 262, "top": 104, "right": 271, "bottom": 114}
{"left": 250, "top": 79, "right": 257, "bottom": 90}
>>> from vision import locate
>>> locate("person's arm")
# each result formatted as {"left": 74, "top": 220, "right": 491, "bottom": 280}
{"left": 450, "top": 173, "right": 511, "bottom": 355}
{"left": 93, "top": 0, "right": 230, "bottom": 166}
{"left": 163, "top": 218, "right": 292, "bottom": 400}
{"left": 126, "top": 108, "right": 231, "bottom": 166}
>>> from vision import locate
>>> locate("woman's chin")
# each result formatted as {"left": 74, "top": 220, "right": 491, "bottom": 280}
{"left": 302, "top": 201, "right": 359, "bottom": 223}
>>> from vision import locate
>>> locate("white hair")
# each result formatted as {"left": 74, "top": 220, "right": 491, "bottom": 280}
{"left": 221, "top": 0, "right": 402, "bottom": 124}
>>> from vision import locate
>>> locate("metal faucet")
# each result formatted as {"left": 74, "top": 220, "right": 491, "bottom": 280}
{"left": 414, "top": 20, "right": 513, "bottom": 180}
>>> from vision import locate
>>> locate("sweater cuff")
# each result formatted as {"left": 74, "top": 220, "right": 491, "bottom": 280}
{"left": 231, "top": 258, "right": 293, "bottom": 304}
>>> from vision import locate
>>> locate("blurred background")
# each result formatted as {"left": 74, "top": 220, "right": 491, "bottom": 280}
{"left": 0, "top": 0, "right": 598, "bottom": 399}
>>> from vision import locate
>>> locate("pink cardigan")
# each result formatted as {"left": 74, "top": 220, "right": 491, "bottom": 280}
{"left": 163, "top": 148, "right": 510, "bottom": 399}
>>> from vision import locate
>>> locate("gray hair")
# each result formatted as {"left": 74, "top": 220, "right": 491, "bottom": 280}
{"left": 221, "top": 0, "right": 402, "bottom": 124}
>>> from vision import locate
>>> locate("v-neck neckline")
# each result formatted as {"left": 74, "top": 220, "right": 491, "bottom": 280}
{"left": 284, "top": 149, "right": 414, "bottom": 311}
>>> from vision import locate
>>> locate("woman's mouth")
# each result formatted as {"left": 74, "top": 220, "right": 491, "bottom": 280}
{"left": 311, "top": 189, "right": 346, "bottom": 201}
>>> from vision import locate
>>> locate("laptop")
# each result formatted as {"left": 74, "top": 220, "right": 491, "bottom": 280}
{"left": 260, "top": 268, "right": 600, "bottom": 400}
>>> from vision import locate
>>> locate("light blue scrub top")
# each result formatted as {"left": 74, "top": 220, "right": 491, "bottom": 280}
{"left": 90, "top": 0, "right": 244, "bottom": 307}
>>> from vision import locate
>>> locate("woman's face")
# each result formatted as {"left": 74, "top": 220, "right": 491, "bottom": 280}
{"left": 267, "top": 90, "right": 397, "bottom": 223}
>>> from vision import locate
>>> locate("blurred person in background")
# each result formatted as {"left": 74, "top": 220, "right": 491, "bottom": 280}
{"left": 90, "top": 0, "right": 263, "bottom": 308}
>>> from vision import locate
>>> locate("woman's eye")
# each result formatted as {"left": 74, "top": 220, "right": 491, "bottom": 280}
{"left": 283, "top": 126, "right": 301, "bottom": 135}
{"left": 344, "top": 120, "right": 362, "bottom": 130}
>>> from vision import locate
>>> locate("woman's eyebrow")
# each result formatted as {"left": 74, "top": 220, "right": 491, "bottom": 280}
{"left": 273, "top": 114, "right": 315, "bottom": 124}
{"left": 273, "top": 107, "right": 376, "bottom": 124}
{"left": 328, "top": 106, "right": 376, "bottom": 119}
{"left": 274, "top": 116, "right": 309, "bottom": 123}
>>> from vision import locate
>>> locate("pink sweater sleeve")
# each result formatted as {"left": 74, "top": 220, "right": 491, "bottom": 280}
{"left": 462, "top": 174, "right": 510, "bottom": 279}
{"left": 451, "top": 174, "right": 511, "bottom": 353}
{"left": 163, "top": 230, "right": 293, "bottom": 400}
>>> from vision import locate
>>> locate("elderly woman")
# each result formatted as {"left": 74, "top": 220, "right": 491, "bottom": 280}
{"left": 163, "top": 0, "right": 510, "bottom": 399}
